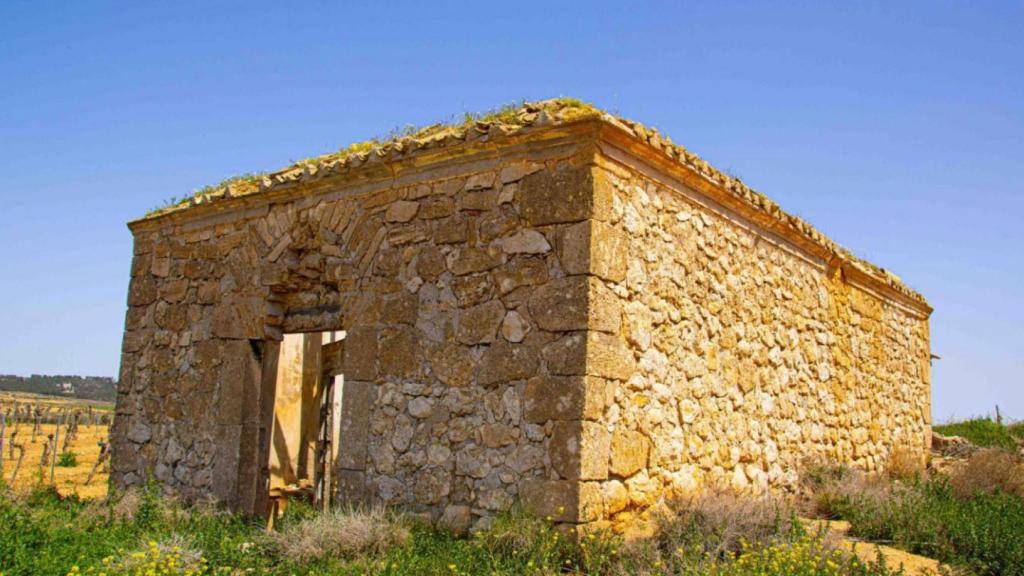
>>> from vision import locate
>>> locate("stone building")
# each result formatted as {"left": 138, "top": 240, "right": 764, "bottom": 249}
{"left": 112, "top": 99, "right": 932, "bottom": 529}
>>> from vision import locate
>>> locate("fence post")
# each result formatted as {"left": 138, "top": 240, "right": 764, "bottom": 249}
{"left": 50, "top": 413, "right": 62, "bottom": 485}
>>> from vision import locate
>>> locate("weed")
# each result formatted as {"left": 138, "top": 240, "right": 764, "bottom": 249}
{"left": 56, "top": 451, "right": 78, "bottom": 467}
{"left": 949, "top": 448, "right": 1024, "bottom": 499}
{"left": 886, "top": 447, "right": 926, "bottom": 483}
{"left": 264, "top": 505, "right": 408, "bottom": 563}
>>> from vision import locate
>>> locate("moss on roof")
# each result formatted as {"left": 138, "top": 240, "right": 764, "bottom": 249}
{"left": 147, "top": 98, "right": 598, "bottom": 217}
{"left": 140, "top": 97, "right": 928, "bottom": 309}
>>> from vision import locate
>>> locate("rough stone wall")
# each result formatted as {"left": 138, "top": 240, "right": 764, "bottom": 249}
{"left": 111, "top": 120, "right": 931, "bottom": 527}
{"left": 110, "top": 135, "right": 620, "bottom": 528}
{"left": 576, "top": 156, "right": 932, "bottom": 524}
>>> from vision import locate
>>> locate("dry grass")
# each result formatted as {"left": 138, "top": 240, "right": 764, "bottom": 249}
{"left": 800, "top": 461, "right": 892, "bottom": 519}
{"left": 949, "top": 448, "right": 1024, "bottom": 499}
{"left": 886, "top": 446, "right": 927, "bottom": 483}
{"left": 266, "top": 506, "right": 409, "bottom": 563}
{"left": 655, "top": 489, "right": 799, "bottom": 557}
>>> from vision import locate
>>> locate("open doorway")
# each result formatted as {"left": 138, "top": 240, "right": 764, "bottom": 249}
{"left": 267, "top": 330, "right": 345, "bottom": 514}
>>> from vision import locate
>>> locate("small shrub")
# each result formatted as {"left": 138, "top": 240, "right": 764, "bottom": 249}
{"left": 266, "top": 505, "right": 408, "bottom": 563}
{"left": 658, "top": 489, "right": 799, "bottom": 558}
{"left": 801, "top": 461, "right": 890, "bottom": 519}
{"left": 717, "top": 535, "right": 903, "bottom": 576}
{"left": 950, "top": 448, "right": 1024, "bottom": 499}
{"left": 56, "top": 452, "right": 78, "bottom": 467}
{"left": 886, "top": 447, "right": 925, "bottom": 482}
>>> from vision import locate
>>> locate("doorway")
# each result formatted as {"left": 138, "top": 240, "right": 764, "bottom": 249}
{"left": 266, "top": 330, "right": 345, "bottom": 511}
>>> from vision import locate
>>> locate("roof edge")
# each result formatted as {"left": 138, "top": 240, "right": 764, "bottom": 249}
{"left": 595, "top": 120, "right": 931, "bottom": 316}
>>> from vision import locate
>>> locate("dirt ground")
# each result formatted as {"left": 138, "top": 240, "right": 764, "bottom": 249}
{"left": 2, "top": 392, "right": 112, "bottom": 499}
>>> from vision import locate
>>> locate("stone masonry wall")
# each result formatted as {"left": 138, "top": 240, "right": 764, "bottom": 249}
{"left": 573, "top": 155, "right": 932, "bottom": 525}
{"left": 111, "top": 135, "right": 617, "bottom": 529}
{"left": 112, "top": 118, "right": 932, "bottom": 528}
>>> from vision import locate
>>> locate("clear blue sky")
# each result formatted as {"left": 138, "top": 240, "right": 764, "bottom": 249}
{"left": 1, "top": 2, "right": 1020, "bottom": 421}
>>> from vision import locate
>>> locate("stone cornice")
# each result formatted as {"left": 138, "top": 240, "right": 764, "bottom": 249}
{"left": 128, "top": 118, "right": 600, "bottom": 234}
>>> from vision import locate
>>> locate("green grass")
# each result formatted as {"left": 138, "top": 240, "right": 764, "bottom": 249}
{"left": 822, "top": 472, "right": 1024, "bottom": 576}
{"left": 0, "top": 486, "right": 905, "bottom": 576}
{"left": 934, "top": 417, "right": 1022, "bottom": 450}
{"left": 56, "top": 452, "right": 78, "bottom": 468}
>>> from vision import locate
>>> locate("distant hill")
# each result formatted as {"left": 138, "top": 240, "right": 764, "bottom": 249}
{"left": 0, "top": 374, "right": 116, "bottom": 402}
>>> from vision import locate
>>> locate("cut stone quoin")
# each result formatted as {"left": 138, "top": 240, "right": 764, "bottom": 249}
{"left": 112, "top": 98, "right": 932, "bottom": 529}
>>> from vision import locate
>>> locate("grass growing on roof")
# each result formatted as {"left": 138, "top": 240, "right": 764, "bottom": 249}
{"left": 146, "top": 98, "right": 598, "bottom": 217}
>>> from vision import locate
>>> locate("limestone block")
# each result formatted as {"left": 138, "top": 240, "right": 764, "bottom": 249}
{"left": 408, "top": 397, "right": 432, "bottom": 419}
{"left": 578, "top": 481, "right": 605, "bottom": 522}
{"left": 379, "top": 327, "right": 419, "bottom": 378}
{"left": 452, "top": 274, "right": 494, "bottom": 308}
{"left": 476, "top": 340, "right": 540, "bottom": 386}
{"left": 550, "top": 420, "right": 609, "bottom": 481}
{"left": 159, "top": 278, "right": 189, "bottom": 303}
{"left": 498, "top": 230, "right": 551, "bottom": 255}
{"left": 480, "top": 423, "right": 518, "bottom": 448}
{"left": 439, "top": 505, "right": 473, "bottom": 535}
{"left": 528, "top": 276, "right": 620, "bottom": 333}
{"left": 457, "top": 300, "right": 505, "bottom": 345}
{"left": 603, "top": 480, "right": 629, "bottom": 515}
{"left": 447, "top": 247, "right": 502, "bottom": 276}
{"left": 609, "top": 429, "right": 650, "bottom": 478}
{"left": 519, "top": 478, "right": 578, "bottom": 523}
{"left": 494, "top": 257, "right": 549, "bottom": 295}
{"left": 461, "top": 189, "right": 498, "bottom": 211}
{"left": 426, "top": 341, "right": 474, "bottom": 387}
{"left": 465, "top": 172, "right": 496, "bottom": 191}
{"left": 523, "top": 375, "right": 605, "bottom": 422}
{"left": 499, "top": 161, "right": 543, "bottom": 184}
{"left": 337, "top": 377, "right": 374, "bottom": 467}
{"left": 385, "top": 200, "right": 420, "bottom": 223}
{"left": 587, "top": 332, "right": 634, "bottom": 381}
{"left": 479, "top": 210, "right": 518, "bottom": 242}
{"left": 435, "top": 215, "right": 470, "bottom": 244}
{"left": 500, "top": 310, "right": 529, "bottom": 343}
{"left": 336, "top": 469, "right": 370, "bottom": 507}
{"left": 560, "top": 220, "right": 628, "bottom": 282}
{"left": 344, "top": 326, "right": 378, "bottom": 381}
{"left": 413, "top": 467, "right": 450, "bottom": 505}
{"left": 416, "top": 246, "right": 446, "bottom": 281}
{"left": 455, "top": 448, "right": 490, "bottom": 479}
{"left": 520, "top": 165, "right": 593, "bottom": 226}
{"left": 419, "top": 196, "right": 455, "bottom": 220}
{"left": 543, "top": 333, "right": 587, "bottom": 376}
